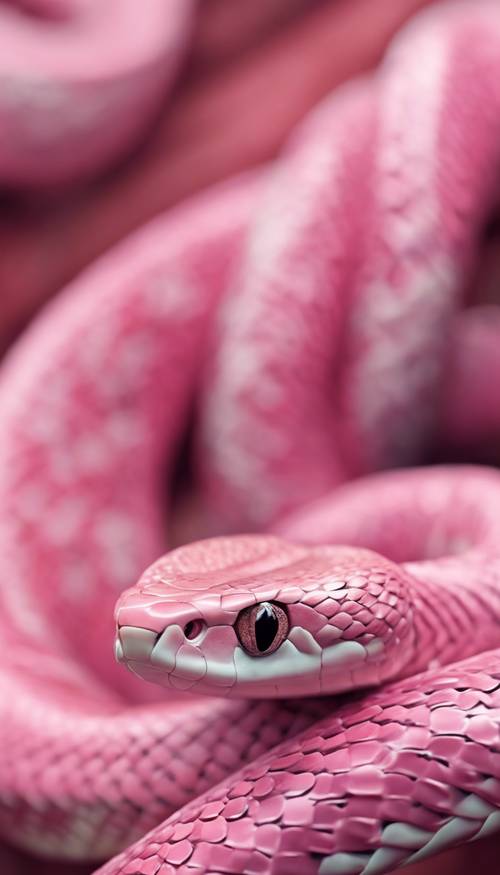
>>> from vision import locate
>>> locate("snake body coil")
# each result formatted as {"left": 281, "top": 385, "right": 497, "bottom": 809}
{"left": 1, "top": 4, "right": 500, "bottom": 875}
{"left": 0, "top": 1, "right": 192, "bottom": 186}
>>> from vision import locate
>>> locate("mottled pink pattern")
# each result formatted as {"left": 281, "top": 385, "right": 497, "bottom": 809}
{"left": 0, "top": 3, "right": 500, "bottom": 875}
{"left": 200, "top": 0, "right": 500, "bottom": 530}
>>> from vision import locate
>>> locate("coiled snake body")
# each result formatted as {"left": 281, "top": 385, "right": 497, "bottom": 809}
{"left": 0, "top": 0, "right": 192, "bottom": 186}
{"left": 2, "top": 3, "right": 500, "bottom": 875}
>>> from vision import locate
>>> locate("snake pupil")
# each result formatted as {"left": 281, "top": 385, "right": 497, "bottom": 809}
{"left": 255, "top": 603, "right": 279, "bottom": 652}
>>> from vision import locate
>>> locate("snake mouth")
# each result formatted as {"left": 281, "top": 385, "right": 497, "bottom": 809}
{"left": 115, "top": 619, "right": 388, "bottom": 697}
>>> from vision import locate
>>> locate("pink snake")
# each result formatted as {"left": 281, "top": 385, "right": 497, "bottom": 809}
{"left": 0, "top": 0, "right": 193, "bottom": 186}
{"left": 2, "top": 3, "right": 500, "bottom": 874}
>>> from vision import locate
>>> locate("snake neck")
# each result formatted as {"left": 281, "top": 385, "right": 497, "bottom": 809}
{"left": 402, "top": 552, "right": 500, "bottom": 676}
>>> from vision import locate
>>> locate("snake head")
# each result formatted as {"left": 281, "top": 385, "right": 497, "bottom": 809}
{"left": 115, "top": 535, "right": 415, "bottom": 698}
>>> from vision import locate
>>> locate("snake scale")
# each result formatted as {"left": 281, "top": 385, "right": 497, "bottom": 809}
{"left": 2, "top": 3, "right": 500, "bottom": 875}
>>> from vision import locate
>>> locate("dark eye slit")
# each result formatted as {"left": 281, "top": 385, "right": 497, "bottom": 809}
{"left": 255, "top": 603, "right": 279, "bottom": 652}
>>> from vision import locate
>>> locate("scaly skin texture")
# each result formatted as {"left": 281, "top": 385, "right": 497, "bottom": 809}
{"left": 100, "top": 646, "right": 500, "bottom": 875}
{"left": 116, "top": 537, "right": 415, "bottom": 699}
{"left": 1, "top": 3, "right": 500, "bottom": 874}
{"left": 102, "top": 467, "right": 500, "bottom": 875}
{"left": 0, "top": 0, "right": 193, "bottom": 185}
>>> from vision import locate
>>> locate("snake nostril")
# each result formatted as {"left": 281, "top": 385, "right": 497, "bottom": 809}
{"left": 184, "top": 619, "right": 206, "bottom": 641}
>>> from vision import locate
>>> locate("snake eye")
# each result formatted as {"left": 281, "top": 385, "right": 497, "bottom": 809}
{"left": 235, "top": 602, "right": 289, "bottom": 656}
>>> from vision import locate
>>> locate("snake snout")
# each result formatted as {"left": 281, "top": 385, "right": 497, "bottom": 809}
{"left": 114, "top": 625, "right": 157, "bottom": 666}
